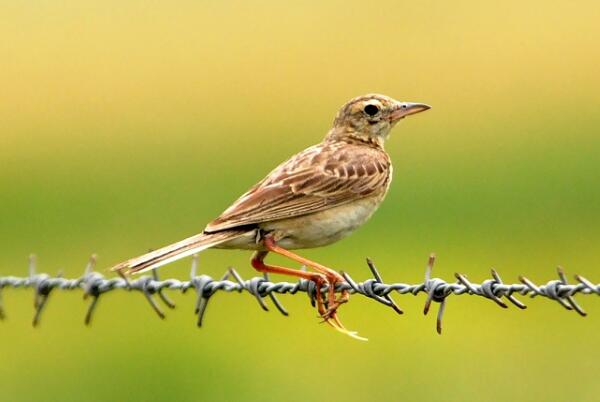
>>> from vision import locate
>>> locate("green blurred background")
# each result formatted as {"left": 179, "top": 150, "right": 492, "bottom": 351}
{"left": 1, "top": 1, "right": 599, "bottom": 401}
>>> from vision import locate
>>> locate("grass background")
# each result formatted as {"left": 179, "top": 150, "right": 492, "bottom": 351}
{"left": 1, "top": 1, "right": 599, "bottom": 401}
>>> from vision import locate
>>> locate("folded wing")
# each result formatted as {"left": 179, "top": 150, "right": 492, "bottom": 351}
{"left": 205, "top": 141, "right": 391, "bottom": 233}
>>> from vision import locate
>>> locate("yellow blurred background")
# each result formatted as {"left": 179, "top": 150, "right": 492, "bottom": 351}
{"left": 1, "top": 1, "right": 599, "bottom": 401}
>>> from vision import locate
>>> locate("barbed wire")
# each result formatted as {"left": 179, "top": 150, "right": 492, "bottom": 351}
{"left": 0, "top": 254, "right": 598, "bottom": 334}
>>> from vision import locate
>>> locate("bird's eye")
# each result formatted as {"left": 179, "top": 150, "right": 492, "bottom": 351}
{"left": 364, "top": 104, "right": 379, "bottom": 116}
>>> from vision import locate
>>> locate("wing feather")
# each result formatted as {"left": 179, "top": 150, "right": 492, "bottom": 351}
{"left": 204, "top": 141, "right": 391, "bottom": 233}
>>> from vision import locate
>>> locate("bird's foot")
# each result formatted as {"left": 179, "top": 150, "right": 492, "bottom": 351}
{"left": 315, "top": 277, "right": 366, "bottom": 341}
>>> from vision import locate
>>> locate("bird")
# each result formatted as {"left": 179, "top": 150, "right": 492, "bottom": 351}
{"left": 111, "top": 94, "right": 430, "bottom": 339}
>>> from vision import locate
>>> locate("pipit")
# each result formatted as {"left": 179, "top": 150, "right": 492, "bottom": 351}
{"left": 111, "top": 94, "right": 430, "bottom": 339}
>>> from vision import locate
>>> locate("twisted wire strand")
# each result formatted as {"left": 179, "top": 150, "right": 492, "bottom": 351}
{"left": 0, "top": 254, "right": 598, "bottom": 333}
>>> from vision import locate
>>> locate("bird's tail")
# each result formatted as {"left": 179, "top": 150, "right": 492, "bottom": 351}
{"left": 110, "top": 229, "right": 250, "bottom": 275}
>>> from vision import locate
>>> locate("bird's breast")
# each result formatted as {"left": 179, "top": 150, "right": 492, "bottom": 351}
{"left": 261, "top": 193, "right": 387, "bottom": 250}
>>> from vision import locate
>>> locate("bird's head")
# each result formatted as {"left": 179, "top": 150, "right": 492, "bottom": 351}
{"left": 327, "top": 94, "right": 430, "bottom": 146}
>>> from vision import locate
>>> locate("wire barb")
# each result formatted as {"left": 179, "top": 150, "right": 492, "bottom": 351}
{"left": 0, "top": 254, "right": 598, "bottom": 334}
{"left": 422, "top": 254, "right": 450, "bottom": 334}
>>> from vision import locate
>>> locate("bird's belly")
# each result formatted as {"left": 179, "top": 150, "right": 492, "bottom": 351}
{"left": 261, "top": 196, "right": 383, "bottom": 249}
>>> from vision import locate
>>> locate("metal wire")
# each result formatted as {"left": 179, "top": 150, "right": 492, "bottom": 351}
{"left": 0, "top": 254, "right": 598, "bottom": 334}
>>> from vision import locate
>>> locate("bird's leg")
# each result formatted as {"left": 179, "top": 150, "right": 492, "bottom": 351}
{"left": 263, "top": 237, "right": 349, "bottom": 313}
{"left": 251, "top": 251, "right": 329, "bottom": 317}
{"left": 262, "top": 237, "right": 362, "bottom": 340}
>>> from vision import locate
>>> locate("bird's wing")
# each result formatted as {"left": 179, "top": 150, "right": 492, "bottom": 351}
{"left": 204, "top": 141, "right": 391, "bottom": 233}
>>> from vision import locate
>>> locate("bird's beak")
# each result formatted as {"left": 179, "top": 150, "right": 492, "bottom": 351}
{"left": 389, "top": 102, "right": 431, "bottom": 122}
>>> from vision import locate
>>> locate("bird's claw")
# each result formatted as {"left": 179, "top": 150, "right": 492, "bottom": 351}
{"left": 323, "top": 312, "right": 367, "bottom": 341}
{"left": 315, "top": 279, "right": 366, "bottom": 341}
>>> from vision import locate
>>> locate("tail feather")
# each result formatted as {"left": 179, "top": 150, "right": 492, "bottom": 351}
{"left": 110, "top": 229, "right": 250, "bottom": 274}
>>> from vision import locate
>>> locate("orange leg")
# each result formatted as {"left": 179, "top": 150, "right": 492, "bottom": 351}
{"left": 263, "top": 237, "right": 350, "bottom": 317}
{"left": 251, "top": 250, "right": 328, "bottom": 317}
{"left": 249, "top": 236, "right": 364, "bottom": 340}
